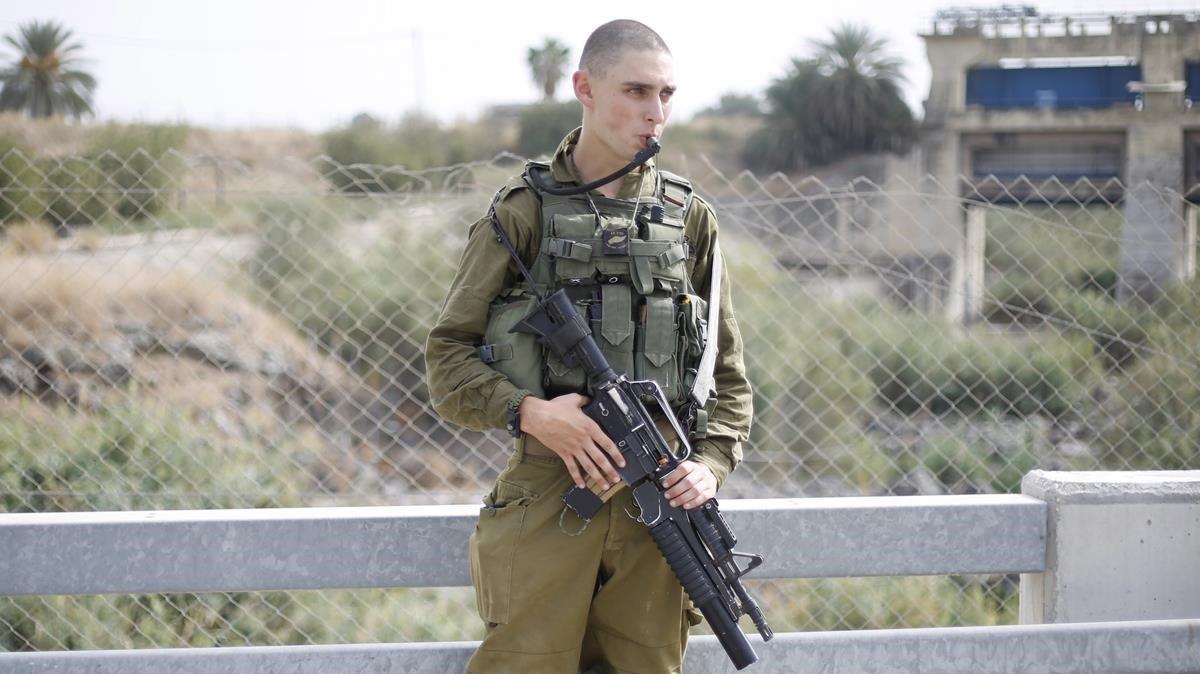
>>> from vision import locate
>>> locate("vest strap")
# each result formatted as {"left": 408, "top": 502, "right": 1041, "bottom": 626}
{"left": 627, "top": 240, "right": 684, "bottom": 257}
{"left": 478, "top": 343, "right": 514, "bottom": 364}
{"left": 544, "top": 237, "right": 593, "bottom": 262}
{"left": 693, "top": 407, "right": 709, "bottom": 440}
{"left": 545, "top": 238, "right": 688, "bottom": 268}
{"left": 633, "top": 256, "right": 654, "bottom": 295}
{"left": 656, "top": 244, "right": 688, "bottom": 267}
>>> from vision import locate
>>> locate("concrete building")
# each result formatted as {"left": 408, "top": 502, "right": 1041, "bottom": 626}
{"left": 920, "top": 9, "right": 1200, "bottom": 301}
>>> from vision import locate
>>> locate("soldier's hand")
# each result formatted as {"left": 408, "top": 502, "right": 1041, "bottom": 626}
{"left": 519, "top": 393, "right": 625, "bottom": 490}
{"left": 660, "top": 460, "right": 717, "bottom": 510}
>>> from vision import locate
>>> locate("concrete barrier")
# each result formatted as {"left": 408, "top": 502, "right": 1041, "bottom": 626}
{"left": 1020, "top": 470, "right": 1200, "bottom": 624}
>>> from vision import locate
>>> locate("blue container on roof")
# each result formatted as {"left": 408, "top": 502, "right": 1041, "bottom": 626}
{"left": 966, "top": 65, "right": 1142, "bottom": 109}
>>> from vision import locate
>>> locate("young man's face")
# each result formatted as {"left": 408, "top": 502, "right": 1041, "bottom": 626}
{"left": 578, "top": 47, "right": 676, "bottom": 161}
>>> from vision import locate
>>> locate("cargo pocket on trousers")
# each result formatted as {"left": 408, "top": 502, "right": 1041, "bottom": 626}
{"left": 469, "top": 479, "right": 534, "bottom": 626}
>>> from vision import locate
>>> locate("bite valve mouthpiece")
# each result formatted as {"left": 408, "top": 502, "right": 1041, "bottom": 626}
{"left": 634, "top": 137, "right": 662, "bottom": 164}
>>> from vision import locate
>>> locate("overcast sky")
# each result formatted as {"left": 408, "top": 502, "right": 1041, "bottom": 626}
{"left": 3, "top": 0, "right": 1195, "bottom": 132}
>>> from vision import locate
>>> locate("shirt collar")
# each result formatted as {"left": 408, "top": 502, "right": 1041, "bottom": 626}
{"left": 549, "top": 126, "right": 658, "bottom": 200}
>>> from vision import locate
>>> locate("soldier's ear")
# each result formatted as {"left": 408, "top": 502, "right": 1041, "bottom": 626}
{"left": 574, "top": 70, "right": 594, "bottom": 109}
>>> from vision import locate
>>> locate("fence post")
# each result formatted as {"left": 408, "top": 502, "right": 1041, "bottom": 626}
{"left": 1182, "top": 203, "right": 1197, "bottom": 283}
{"left": 963, "top": 204, "right": 986, "bottom": 322}
{"left": 835, "top": 195, "right": 850, "bottom": 263}
{"left": 946, "top": 204, "right": 986, "bottom": 324}
{"left": 1019, "top": 470, "right": 1200, "bottom": 625}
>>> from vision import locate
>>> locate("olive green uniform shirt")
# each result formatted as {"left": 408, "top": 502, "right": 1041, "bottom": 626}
{"left": 424, "top": 127, "right": 753, "bottom": 487}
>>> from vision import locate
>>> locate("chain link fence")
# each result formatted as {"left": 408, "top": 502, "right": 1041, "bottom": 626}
{"left": 1, "top": 146, "right": 1197, "bottom": 651}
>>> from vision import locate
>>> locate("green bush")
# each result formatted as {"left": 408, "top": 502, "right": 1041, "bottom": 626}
{"left": 1073, "top": 266, "right": 1118, "bottom": 297}
{"left": 0, "top": 397, "right": 313, "bottom": 513}
{"left": 86, "top": 122, "right": 189, "bottom": 221}
{"left": 515, "top": 101, "right": 581, "bottom": 158}
{"left": 321, "top": 117, "right": 431, "bottom": 193}
{"left": 1145, "top": 274, "right": 1200, "bottom": 330}
{"left": 1095, "top": 345, "right": 1200, "bottom": 470}
{"left": 1051, "top": 291, "right": 1147, "bottom": 370}
{"left": 0, "top": 384, "right": 364, "bottom": 651}
{"left": 1090, "top": 278, "right": 1200, "bottom": 470}
{"left": 249, "top": 196, "right": 461, "bottom": 386}
{"left": 983, "top": 277, "right": 1057, "bottom": 325}
{"left": 41, "top": 155, "right": 112, "bottom": 227}
{"left": 867, "top": 322, "right": 1090, "bottom": 419}
{"left": 921, "top": 434, "right": 1039, "bottom": 494}
{"left": 767, "top": 575, "right": 1016, "bottom": 632}
{"left": 320, "top": 114, "right": 503, "bottom": 193}
{"left": 983, "top": 204, "right": 1121, "bottom": 286}
{"left": 0, "top": 133, "right": 45, "bottom": 226}
{"left": 730, "top": 240, "right": 873, "bottom": 465}
{"left": 248, "top": 196, "right": 337, "bottom": 295}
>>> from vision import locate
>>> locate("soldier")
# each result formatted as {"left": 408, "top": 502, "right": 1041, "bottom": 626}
{"left": 424, "top": 18, "right": 753, "bottom": 674}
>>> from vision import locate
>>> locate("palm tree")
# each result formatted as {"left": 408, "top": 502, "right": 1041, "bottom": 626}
{"left": 526, "top": 38, "right": 571, "bottom": 102}
{"left": 0, "top": 20, "right": 96, "bottom": 119}
{"left": 746, "top": 22, "right": 915, "bottom": 171}
{"left": 806, "top": 22, "right": 911, "bottom": 152}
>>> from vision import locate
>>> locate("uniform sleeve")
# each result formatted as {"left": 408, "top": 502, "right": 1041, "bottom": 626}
{"left": 423, "top": 185, "right": 540, "bottom": 431}
{"left": 685, "top": 194, "right": 754, "bottom": 490}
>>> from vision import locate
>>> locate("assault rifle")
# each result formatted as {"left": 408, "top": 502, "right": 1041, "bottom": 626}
{"left": 510, "top": 288, "right": 774, "bottom": 670}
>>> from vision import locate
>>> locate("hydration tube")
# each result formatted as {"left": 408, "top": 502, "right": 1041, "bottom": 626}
{"left": 528, "top": 137, "right": 661, "bottom": 196}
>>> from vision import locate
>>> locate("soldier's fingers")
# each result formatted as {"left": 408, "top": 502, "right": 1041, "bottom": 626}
{"left": 582, "top": 441, "right": 621, "bottom": 487}
{"left": 665, "top": 482, "right": 688, "bottom": 500}
{"left": 668, "top": 485, "right": 697, "bottom": 508}
{"left": 564, "top": 456, "right": 586, "bottom": 489}
{"left": 669, "top": 469, "right": 709, "bottom": 501}
{"left": 660, "top": 464, "right": 691, "bottom": 492}
{"left": 573, "top": 445, "right": 612, "bottom": 489}
{"left": 589, "top": 425, "right": 625, "bottom": 468}
{"left": 663, "top": 475, "right": 682, "bottom": 498}
{"left": 587, "top": 421, "right": 620, "bottom": 456}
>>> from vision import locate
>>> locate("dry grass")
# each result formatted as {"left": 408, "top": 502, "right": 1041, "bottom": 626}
{"left": 72, "top": 226, "right": 106, "bottom": 252}
{"left": 0, "top": 257, "right": 107, "bottom": 345}
{"left": 1, "top": 221, "right": 59, "bottom": 255}
{"left": 0, "top": 112, "right": 91, "bottom": 155}
{"left": 0, "top": 255, "right": 346, "bottom": 388}
{"left": 0, "top": 114, "right": 329, "bottom": 198}
{"left": 184, "top": 126, "right": 328, "bottom": 195}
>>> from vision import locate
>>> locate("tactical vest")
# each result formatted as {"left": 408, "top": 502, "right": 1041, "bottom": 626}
{"left": 479, "top": 160, "right": 709, "bottom": 410}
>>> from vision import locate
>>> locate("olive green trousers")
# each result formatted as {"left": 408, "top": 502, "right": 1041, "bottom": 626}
{"left": 466, "top": 435, "right": 702, "bottom": 674}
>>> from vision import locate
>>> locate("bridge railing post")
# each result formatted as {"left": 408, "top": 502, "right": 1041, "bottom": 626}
{"left": 1019, "top": 470, "right": 1200, "bottom": 624}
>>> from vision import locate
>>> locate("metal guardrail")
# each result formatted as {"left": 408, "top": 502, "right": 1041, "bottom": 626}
{"left": 5, "top": 619, "right": 1199, "bottom": 674}
{"left": 5, "top": 495, "right": 1197, "bottom": 673}
{"left": 1, "top": 496, "right": 1047, "bottom": 596}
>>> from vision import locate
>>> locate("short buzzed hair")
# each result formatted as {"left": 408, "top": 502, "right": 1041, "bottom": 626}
{"left": 579, "top": 20, "right": 671, "bottom": 79}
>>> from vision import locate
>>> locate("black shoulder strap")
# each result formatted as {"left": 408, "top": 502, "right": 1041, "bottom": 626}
{"left": 486, "top": 185, "right": 543, "bottom": 302}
